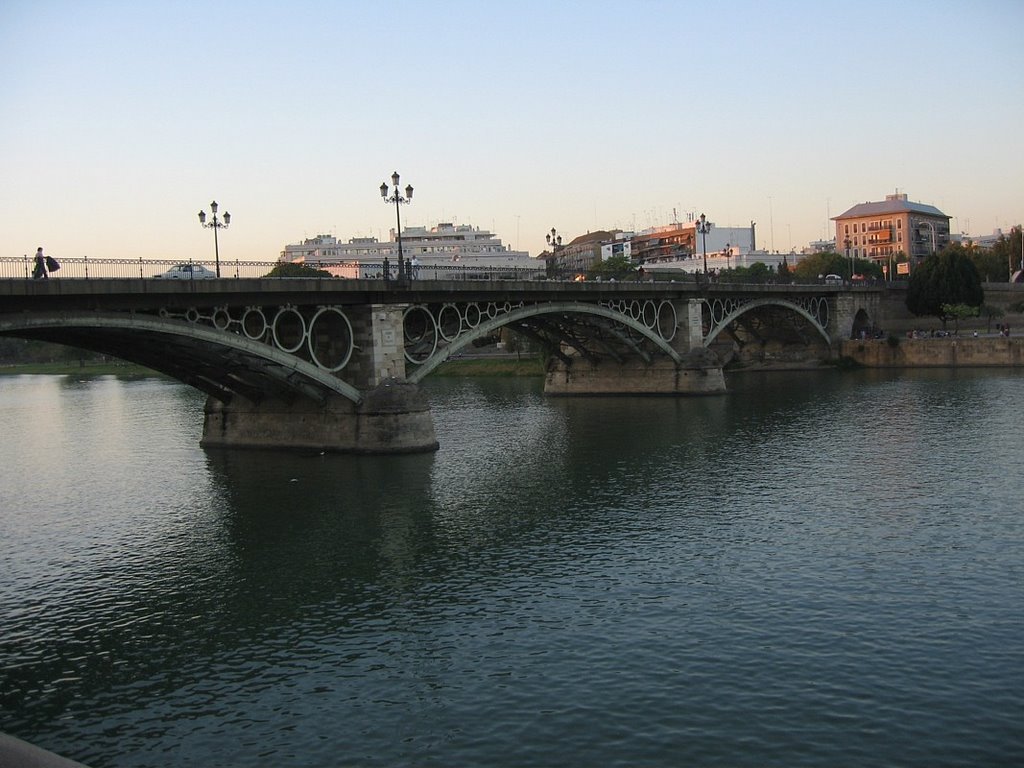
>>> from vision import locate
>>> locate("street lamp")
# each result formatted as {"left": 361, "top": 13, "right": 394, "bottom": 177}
{"left": 696, "top": 213, "right": 712, "bottom": 274}
{"left": 381, "top": 171, "right": 413, "bottom": 282}
{"left": 844, "top": 237, "right": 852, "bottom": 277}
{"left": 916, "top": 220, "right": 937, "bottom": 256}
{"left": 197, "top": 200, "right": 230, "bottom": 277}
{"left": 545, "top": 228, "right": 563, "bottom": 279}
{"left": 724, "top": 242, "right": 731, "bottom": 271}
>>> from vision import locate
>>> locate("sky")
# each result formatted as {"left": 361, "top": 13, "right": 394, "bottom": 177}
{"left": 2, "top": 0, "right": 1022, "bottom": 264}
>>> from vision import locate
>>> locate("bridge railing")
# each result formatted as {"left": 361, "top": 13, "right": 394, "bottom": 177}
{"left": 0, "top": 255, "right": 901, "bottom": 287}
{"left": 0, "top": 256, "right": 549, "bottom": 282}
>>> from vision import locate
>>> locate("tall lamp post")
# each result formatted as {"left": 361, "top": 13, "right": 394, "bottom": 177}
{"left": 696, "top": 213, "right": 712, "bottom": 274}
{"left": 844, "top": 237, "right": 852, "bottom": 277}
{"left": 380, "top": 171, "right": 413, "bottom": 282}
{"left": 197, "top": 201, "right": 230, "bottom": 277}
{"left": 545, "top": 228, "right": 563, "bottom": 279}
{"left": 916, "top": 220, "right": 937, "bottom": 256}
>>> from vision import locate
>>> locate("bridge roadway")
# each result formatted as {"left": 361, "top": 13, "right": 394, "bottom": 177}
{"left": 0, "top": 277, "right": 884, "bottom": 453}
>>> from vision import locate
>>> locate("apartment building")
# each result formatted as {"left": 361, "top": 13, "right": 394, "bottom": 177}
{"left": 833, "top": 192, "right": 950, "bottom": 272}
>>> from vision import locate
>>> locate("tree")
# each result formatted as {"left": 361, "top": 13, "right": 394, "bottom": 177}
{"left": 588, "top": 255, "right": 636, "bottom": 280}
{"left": 941, "top": 303, "right": 978, "bottom": 334}
{"left": 905, "top": 245, "right": 984, "bottom": 324}
{"left": 263, "top": 262, "right": 333, "bottom": 278}
{"left": 777, "top": 256, "right": 791, "bottom": 282}
{"left": 792, "top": 251, "right": 848, "bottom": 280}
{"left": 970, "top": 245, "right": 1011, "bottom": 283}
{"left": 987, "top": 226, "right": 1023, "bottom": 281}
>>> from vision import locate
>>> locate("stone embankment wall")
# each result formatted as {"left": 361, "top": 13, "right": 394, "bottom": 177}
{"left": 840, "top": 337, "right": 1024, "bottom": 368}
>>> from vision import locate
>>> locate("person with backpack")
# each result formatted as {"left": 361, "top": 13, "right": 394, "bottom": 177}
{"left": 32, "top": 247, "right": 47, "bottom": 279}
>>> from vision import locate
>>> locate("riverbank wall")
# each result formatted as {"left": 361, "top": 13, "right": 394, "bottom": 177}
{"left": 840, "top": 337, "right": 1024, "bottom": 368}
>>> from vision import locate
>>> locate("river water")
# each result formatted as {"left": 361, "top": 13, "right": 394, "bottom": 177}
{"left": 1, "top": 369, "right": 1022, "bottom": 767}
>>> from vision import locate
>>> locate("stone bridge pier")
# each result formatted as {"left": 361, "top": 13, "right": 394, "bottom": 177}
{"left": 203, "top": 304, "right": 439, "bottom": 453}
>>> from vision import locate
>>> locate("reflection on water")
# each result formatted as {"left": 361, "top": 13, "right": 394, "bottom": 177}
{"left": 1, "top": 370, "right": 1023, "bottom": 767}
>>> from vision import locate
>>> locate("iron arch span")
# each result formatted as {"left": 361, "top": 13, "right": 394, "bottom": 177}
{"left": 702, "top": 297, "right": 832, "bottom": 346}
{"left": 0, "top": 311, "right": 364, "bottom": 405}
{"left": 404, "top": 300, "right": 683, "bottom": 383}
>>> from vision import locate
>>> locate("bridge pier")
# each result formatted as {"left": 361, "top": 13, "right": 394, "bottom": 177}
{"left": 200, "top": 380, "right": 438, "bottom": 454}
{"left": 543, "top": 351, "right": 726, "bottom": 396}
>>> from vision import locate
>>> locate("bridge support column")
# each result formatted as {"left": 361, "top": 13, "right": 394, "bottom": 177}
{"left": 544, "top": 353, "right": 725, "bottom": 396}
{"left": 200, "top": 380, "right": 438, "bottom": 454}
{"left": 831, "top": 294, "right": 859, "bottom": 343}
{"left": 685, "top": 298, "right": 705, "bottom": 351}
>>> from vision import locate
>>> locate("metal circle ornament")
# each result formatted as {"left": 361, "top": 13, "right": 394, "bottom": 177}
{"left": 403, "top": 305, "right": 438, "bottom": 364}
{"left": 272, "top": 307, "right": 307, "bottom": 353}
{"left": 307, "top": 307, "right": 354, "bottom": 372}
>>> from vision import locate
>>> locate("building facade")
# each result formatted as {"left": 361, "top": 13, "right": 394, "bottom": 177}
{"left": 279, "top": 222, "right": 535, "bottom": 276}
{"left": 833, "top": 192, "right": 950, "bottom": 273}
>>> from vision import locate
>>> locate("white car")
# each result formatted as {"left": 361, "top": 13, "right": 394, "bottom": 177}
{"left": 155, "top": 264, "right": 217, "bottom": 280}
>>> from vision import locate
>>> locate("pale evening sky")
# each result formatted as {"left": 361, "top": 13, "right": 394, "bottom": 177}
{"left": 2, "top": 0, "right": 1022, "bottom": 264}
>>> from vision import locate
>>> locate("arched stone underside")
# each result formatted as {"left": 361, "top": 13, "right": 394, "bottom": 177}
{"left": 397, "top": 299, "right": 725, "bottom": 395}
{"left": 0, "top": 311, "right": 364, "bottom": 405}
{"left": 701, "top": 297, "right": 835, "bottom": 367}
{"left": 403, "top": 300, "right": 684, "bottom": 383}
{"left": 0, "top": 311, "right": 439, "bottom": 453}
{"left": 851, "top": 308, "right": 873, "bottom": 338}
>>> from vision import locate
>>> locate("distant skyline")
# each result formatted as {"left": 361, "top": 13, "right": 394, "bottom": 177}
{"left": 2, "top": 0, "right": 1022, "bottom": 263}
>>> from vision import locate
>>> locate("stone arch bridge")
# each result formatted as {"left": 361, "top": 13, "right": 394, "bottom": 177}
{"left": 0, "top": 278, "right": 882, "bottom": 452}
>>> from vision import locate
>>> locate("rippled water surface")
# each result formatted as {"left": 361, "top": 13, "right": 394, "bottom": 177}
{"left": 1, "top": 370, "right": 1023, "bottom": 767}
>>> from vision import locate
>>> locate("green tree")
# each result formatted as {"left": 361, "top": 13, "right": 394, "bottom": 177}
{"left": 853, "top": 257, "right": 884, "bottom": 279}
{"left": 588, "top": 255, "right": 636, "bottom": 280}
{"left": 969, "top": 243, "right": 1010, "bottom": 282}
{"left": 941, "top": 303, "right": 978, "bottom": 334}
{"left": 906, "top": 245, "right": 984, "bottom": 324}
{"left": 792, "top": 251, "right": 847, "bottom": 280}
{"left": 987, "top": 226, "right": 1023, "bottom": 281}
{"left": 263, "top": 262, "right": 333, "bottom": 278}
{"left": 777, "top": 256, "right": 791, "bottom": 282}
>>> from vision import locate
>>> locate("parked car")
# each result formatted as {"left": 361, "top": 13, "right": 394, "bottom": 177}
{"left": 824, "top": 274, "right": 843, "bottom": 285}
{"left": 155, "top": 264, "right": 217, "bottom": 280}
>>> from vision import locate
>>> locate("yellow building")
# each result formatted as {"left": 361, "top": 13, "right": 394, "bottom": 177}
{"left": 833, "top": 192, "right": 950, "bottom": 275}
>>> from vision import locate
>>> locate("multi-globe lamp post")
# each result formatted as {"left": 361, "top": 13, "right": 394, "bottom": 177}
{"left": 844, "top": 237, "right": 852, "bottom": 278}
{"left": 197, "top": 201, "right": 230, "bottom": 278}
{"left": 380, "top": 172, "right": 413, "bottom": 282}
{"left": 544, "top": 228, "right": 563, "bottom": 279}
{"left": 696, "top": 213, "right": 712, "bottom": 275}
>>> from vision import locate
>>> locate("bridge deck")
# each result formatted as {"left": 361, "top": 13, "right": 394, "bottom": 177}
{"left": 0, "top": 277, "right": 874, "bottom": 312}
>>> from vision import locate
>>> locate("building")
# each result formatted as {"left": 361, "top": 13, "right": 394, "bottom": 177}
{"left": 804, "top": 238, "right": 836, "bottom": 254}
{"left": 600, "top": 232, "right": 633, "bottom": 262}
{"left": 541, "top": 230, "right": 619, "bottom": 277}
{"left": 833, "top": 192, "right": 950, "bottom": 274}
{"left": 960, "top": 228, "right": 1014, "bottom": 249}
{"left": 279, "top": 222, "right": 537, "bottom": 278}
{"left": 541, "top": 220, "right": 765, "bottom": 277}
